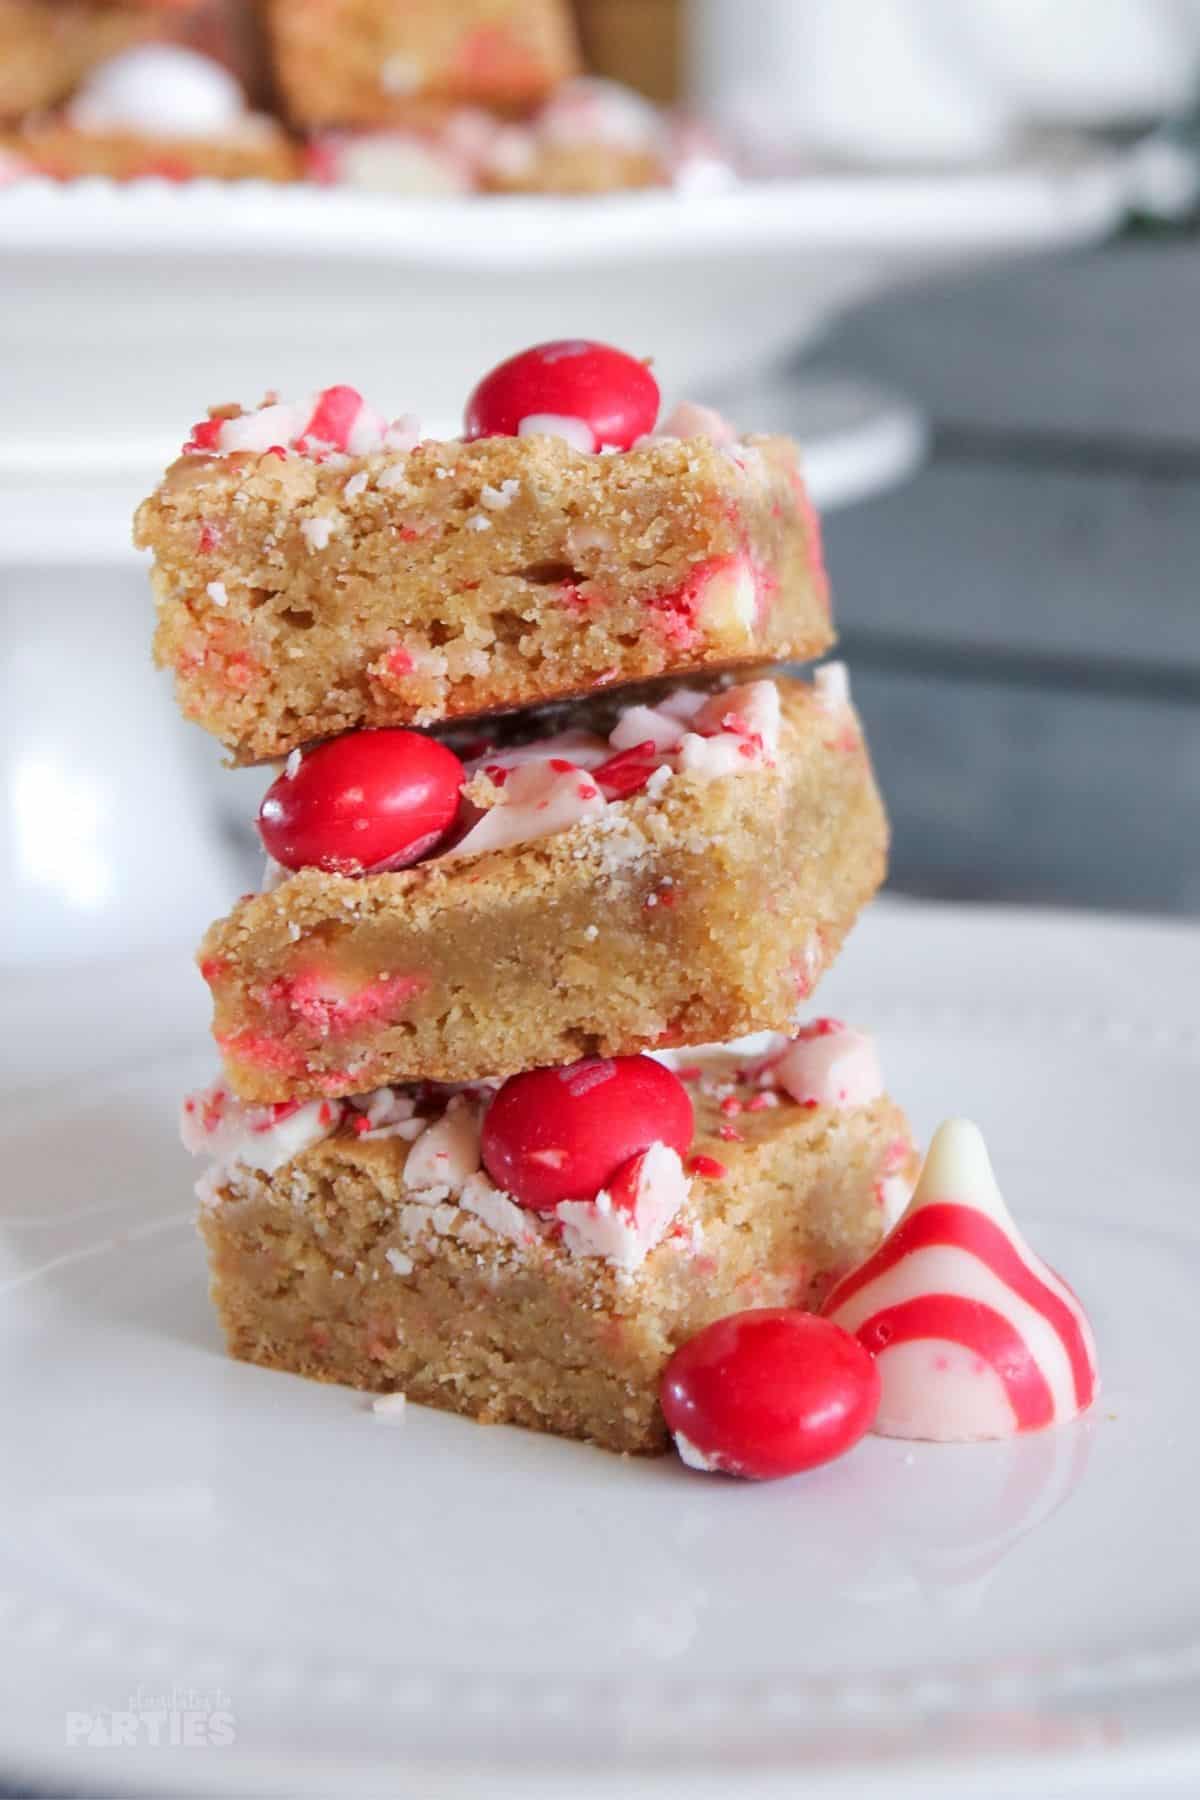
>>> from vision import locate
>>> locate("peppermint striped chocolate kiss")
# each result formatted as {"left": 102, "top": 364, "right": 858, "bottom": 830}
{"left": 822, "top": 1119, "right": 1098, "bottom": 1442}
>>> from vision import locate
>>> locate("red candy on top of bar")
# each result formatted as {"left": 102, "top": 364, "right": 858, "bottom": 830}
{"left": 464, "top": 340, "right": 660, "bottom": 452}
{"left": 480, "top": 1054, "right": 693, "bottom": 1210}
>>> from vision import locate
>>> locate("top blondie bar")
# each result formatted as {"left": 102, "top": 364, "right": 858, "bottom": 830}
{"left": 136, "top": 342, "right": 833, "bottom": 763}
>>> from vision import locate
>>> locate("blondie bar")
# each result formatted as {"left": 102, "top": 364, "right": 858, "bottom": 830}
{"left": 188, "top": 1033, "right": 918, "bottom": 1454}
{"left": 0, "top": 0, "right": 253, "bottom": 122}
{"left": 200, "top": 672, "right": 887, "bottom": 1101}
{"left": 265, "top": 0, "right": 579, "bottom": 129}
{"left": 4, "top": 38, "right": 296, "bottom": 180}
{"left": 136, "top": 397, "right": 831, "bottom": 763}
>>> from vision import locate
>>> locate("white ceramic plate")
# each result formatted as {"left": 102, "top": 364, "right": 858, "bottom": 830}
{"left": 2, "top": 897, "right": 1199, "bottom": 1798}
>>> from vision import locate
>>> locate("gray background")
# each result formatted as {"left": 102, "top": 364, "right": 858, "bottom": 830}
{"left": 809, "top": 237, "right": 1199, "bottom": 915}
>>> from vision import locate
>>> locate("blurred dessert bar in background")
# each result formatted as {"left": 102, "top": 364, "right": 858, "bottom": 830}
{"left": 0, "top": 0, "right": 294, "bottom": 179}
{"left": 0, "top": 0, "right": 727, "bottom": 192}
{"left": 0, "top": 0, "right": 256, "bottom": 119}
{"left": 264, "top": 0, "right": 580, "bottom": 127}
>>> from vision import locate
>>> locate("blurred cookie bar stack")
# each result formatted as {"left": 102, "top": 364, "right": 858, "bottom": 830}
{"left": 2, "top": 0, "right": 728, "bottom": 192}
{"left": 135, "top": 338, "right": 916, "bottom": 1454}
{"left": 0, "top": 0, "right": 295, "bottom": 179}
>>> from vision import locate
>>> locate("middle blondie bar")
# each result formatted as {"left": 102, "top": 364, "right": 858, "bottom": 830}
{"left": 201, "top": 670, "right": 887, "bottom": 1102}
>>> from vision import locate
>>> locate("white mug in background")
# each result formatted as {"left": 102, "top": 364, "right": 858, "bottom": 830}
{"left": 942, "top": 0, "right": 1200, "bottom": 125}
{"left": 687, "top": 0, "right": 1017, "bottom": 165}
{"left": 686, "top": 0, "right": 1200, "bottom": 166}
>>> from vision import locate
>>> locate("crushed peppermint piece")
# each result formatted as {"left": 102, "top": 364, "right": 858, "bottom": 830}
{"left": 344, "top": 471, "right": 369, "bottom": 500}
{"left": 465, "top": 513, "right": 492, "bottom": 532}
{"left": 369, "top": 1391, "right": 408, "bottom": 1422}
{"left": 205, "top": 580, "right": 228, "bottom": 607}
{"left": 517, "top": 412, "right": 595, "bottom": 452}
{"left": 183, "top": 388, "right": 420, "bottom": 461}
{"left": 301, "top": 516, "right": 335, "bottom": 552}
{"left": 746, "top": 1091, "right": 780, "bottom": 1111}
{"left": 479, "top": 478, "right": 520, "bottom": 511}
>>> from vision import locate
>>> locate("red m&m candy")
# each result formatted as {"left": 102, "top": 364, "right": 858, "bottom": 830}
{"left": 258, "top": 730, "right": 464, "bottom": 875}
{"left": 661, "top": 1309, "right": 881, "bottom": 1480}
{"left": 480, "top": 1054, "right": 693, "bottom": 1211}
{"left": 464, "top": 340, "right": 660, "bottom": 452}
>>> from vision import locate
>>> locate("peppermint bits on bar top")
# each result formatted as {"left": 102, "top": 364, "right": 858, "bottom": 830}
{"left": 136, "top": 340, "right": 832, "bottom": 763}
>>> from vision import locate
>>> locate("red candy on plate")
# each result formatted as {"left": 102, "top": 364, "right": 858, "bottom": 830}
{"left": 464, "top": 340, "right": 660, "bottom": 452}
{"left": 660, "top": 1308, "right": 881, "bottom": 1480}
{"left": 258, "top": 730, "right": 465, "bottom": 875}
{"left": 480, "top": 1054, "right": 693, "bottom": 1211}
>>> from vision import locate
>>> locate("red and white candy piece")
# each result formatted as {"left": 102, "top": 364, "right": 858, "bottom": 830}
{"left": 661, "top": 1309, "right": 881, "bottom": 1480}
{"left": 555, "top": 1141, "right": 691, "bottom": 1271}
{"left": 306, "top": 129, "right": 475, "bottom": 196}
{"left": 67, "top": 45, "right": 246, "bottom": 136}
{"left": 442, "top": 758, "right": 606, "bottom": 862}
{"left": 180, "top": 1081, "right": 342, "bottom": 1201}
{"left": 537, "top": 77, "right": 662, "bottom": 153}
{"left": 823, "top": 1119, "right": 1099, "bottom": 1442}
{"left": 258, "top": 730, "right": 464, "bottom": 875}
{"left": 463, "top": 340, "right": 660, "bottom": 453}
{"left": 185, "top": 386, "right": 419, "bottom": 459}
{"left": 480, "top": 1054, "right": 693, "bottom": 1211}
{"left": 771, "top": 1018, "right": 883, "bottom": 1109}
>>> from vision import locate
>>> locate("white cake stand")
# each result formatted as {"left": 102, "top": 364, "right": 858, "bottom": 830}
{"left": 0, "top": 132, "right": 1128, "bottom": 552}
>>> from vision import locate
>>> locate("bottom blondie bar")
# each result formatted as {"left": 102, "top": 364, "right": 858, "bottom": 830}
{"left": 187, "top": 1027, "right": 916, "bottom": 1455}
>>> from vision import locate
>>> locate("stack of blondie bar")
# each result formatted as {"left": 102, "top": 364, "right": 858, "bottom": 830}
{"left": 136, "top": 340, "right": 916, "bottom": 1456}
